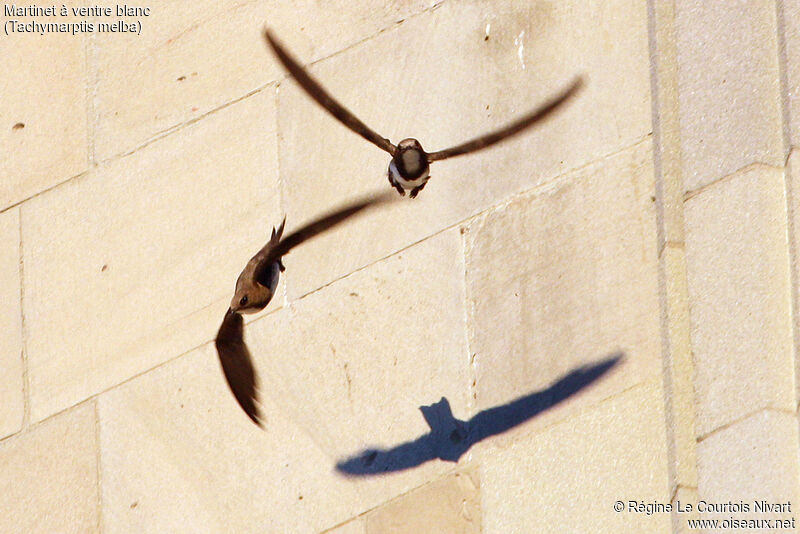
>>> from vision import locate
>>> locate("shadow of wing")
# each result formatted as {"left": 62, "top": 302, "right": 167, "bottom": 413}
{"left": 335, "top": 353, "right": 623, "bottom": 476}
{"left": 469, "top": 353, "right": 622, "bottom": 442}
{"left": 335, "top": 433, "right": 439, "bottom": 476}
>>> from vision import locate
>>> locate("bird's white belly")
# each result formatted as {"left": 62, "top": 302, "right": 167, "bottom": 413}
{"left": 389, "top": 160, "right": 430, "bottom": 190}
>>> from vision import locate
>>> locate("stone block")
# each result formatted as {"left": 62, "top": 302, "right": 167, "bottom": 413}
{"left": 364, "top": 469, "right": 480, "bottom": 534}
{"left": 465, "top": 141, "right": 660, "bottom": 436}
{"left": 789, "top": 149, "right": 800, "bottom": 405}
{"left": 480, "top": 380, "right": 671, "bottom": 533}
{"left": 675, "top": 0, "right": 783, "bottom": 190}
{"left": 0, "top": 11, "right": 88, "bottom": 209}
{"left": 23, "top": 90, "right": 280, "bottom": 422}
{"left": 782, "top": 0, "right": 800, "bottom": 148}
{"left": 0, "top": 403, "right": 98, "bottom": 533}
{"left": 0, "top": 208, "right": 23, "bottom": 438}
{"left": 659, "top": 245, "right": 698, "bottom": 490}
{"left": 685, "top": 165, "right": 794, "bottom": 437}
{"left": 91, "top": 0, "right": 435, "bottom": 159}
{"left": 696, "top": 411, "right": 800, "bottom": 529}
{"left": 253, "top": 229, "right": 470, "bottom": 471}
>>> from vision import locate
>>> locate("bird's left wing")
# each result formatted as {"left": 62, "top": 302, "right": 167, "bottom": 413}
{"left": 427, "top": 76, "right": 584, "bottom": 162}
{"left": 215, "top": 308, "right": 263, "bottom": 427}
{"left": 253, "top": 190, "right": 394, "bottom": 283}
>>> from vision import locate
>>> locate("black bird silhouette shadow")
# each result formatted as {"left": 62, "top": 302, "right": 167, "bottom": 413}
{"left": 335, "top": 353, "right": 623, "bottom": 476}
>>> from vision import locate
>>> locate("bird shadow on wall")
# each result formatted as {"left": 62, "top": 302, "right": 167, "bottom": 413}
{"left": 335, "top": 352, "right": 623, "bottom": 476}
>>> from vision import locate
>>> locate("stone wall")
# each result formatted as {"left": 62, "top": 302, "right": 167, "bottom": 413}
{"left": 0, "top": 1, "right": 798, "bottom": 532}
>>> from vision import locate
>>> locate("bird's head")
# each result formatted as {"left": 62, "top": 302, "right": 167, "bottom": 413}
{"left": 230, "top": 276, "right": 273, "bottom": 314}
{"left": 397, "top": 138, "right": 425, "bottom": 152}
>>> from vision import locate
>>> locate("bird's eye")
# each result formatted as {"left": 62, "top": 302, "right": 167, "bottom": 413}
{"left": 239, "top": 296, "right": 248, "bottom": 307}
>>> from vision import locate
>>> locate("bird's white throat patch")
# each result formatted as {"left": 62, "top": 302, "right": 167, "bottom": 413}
{"left": 401, "top": 150, "right": 424, "bottom": 175}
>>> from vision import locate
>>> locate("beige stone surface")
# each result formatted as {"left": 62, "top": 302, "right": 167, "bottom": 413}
{"left": 650, "top": 0, "right": 687, "bottom": 248}
{"left": 4, "top": 1, "right": 800, "bottom": 532}
{"left": 684, "top": 165, "right": 795, "bottom": 437}
{"left": 696, "top": 411, "right": 800, "bottom": 528}
{"left": 465, "top": 141, "right": 659, "bottom": 429}
{"left": 671, "top": 485, "right": 699, "bottom": 533}
{"left": 252, "top": 229, "right": 470, "bottom": 460}
{"left": 650, "top": 1, "right": 699, "bottom": 504}
{"left": 22, "top": 89, "right": 281, "bottom": 423}
{"left": 364, "top": 469, "right": 481, "bottom": 533}
{"left": 0, "top": 208, "right": 23, "bottom": 439}
{"left": 480, "top": 380, "right": 671, "bottom": 534}
{"left": 0, "top": 403, "right": 98, "bottom": 533}
{"left": 790, "top": 150, "right": 800, "bottom": 405}
{"left": 658, "top": 245, "right": 697, "bottom": 491}
{"left": 91, "top": 0, "right": 435, "bottom": 160}
{"left": 783, "top": 0, "right": 800, "bottom": 148}
{"left": 280, "top": 0, "right": 652, "bottom": 299}
{"left": 100, "top": 343, "right": 354, "bottom": 534}
{"left": 0, "top": 12, "right": 88, "bottom": 210}
{"left": 99, "top": 228, "right": 470, "bottom": 533}
{"left": 675, "top": 0, "right": 783, "bottom": 191}
{"left": 324, "top": 519, "right": 366, "bottom": 534}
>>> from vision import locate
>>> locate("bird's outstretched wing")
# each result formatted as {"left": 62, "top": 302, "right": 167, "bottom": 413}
{"left": 426, "top": 76, "right": 584, "bottom": 162}
{"left": 215, "top": 308, "right": 263, "bottom": 427}
{"left": 264, "top": 29, "right": 397, "bottom": 156}
{"left": 253, "top": 191, "right": 394, "bottom": 283}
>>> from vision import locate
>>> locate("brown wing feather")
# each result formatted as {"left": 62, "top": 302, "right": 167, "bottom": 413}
{"left": 253, "top": 191, "right": 394, "bottom": 282}
{"left": 264, "top": 29, "right": 396, "bottom": 156}
{"left": 215, "top": 309, "right": 263, "bottom": 427}
{"left": 427, "top": 76, "right": 585, "bottom": 162}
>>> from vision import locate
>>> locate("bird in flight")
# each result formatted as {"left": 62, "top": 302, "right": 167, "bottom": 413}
{"left": 264, "top": 29, "right": 584, "bottom": 198}
{"left": 215, "top": 191, "right": 394, "bottom": 426}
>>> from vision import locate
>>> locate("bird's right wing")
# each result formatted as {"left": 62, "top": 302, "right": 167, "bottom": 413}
{"left": 265, "top": 29, "right": 397, "bottom": 156}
